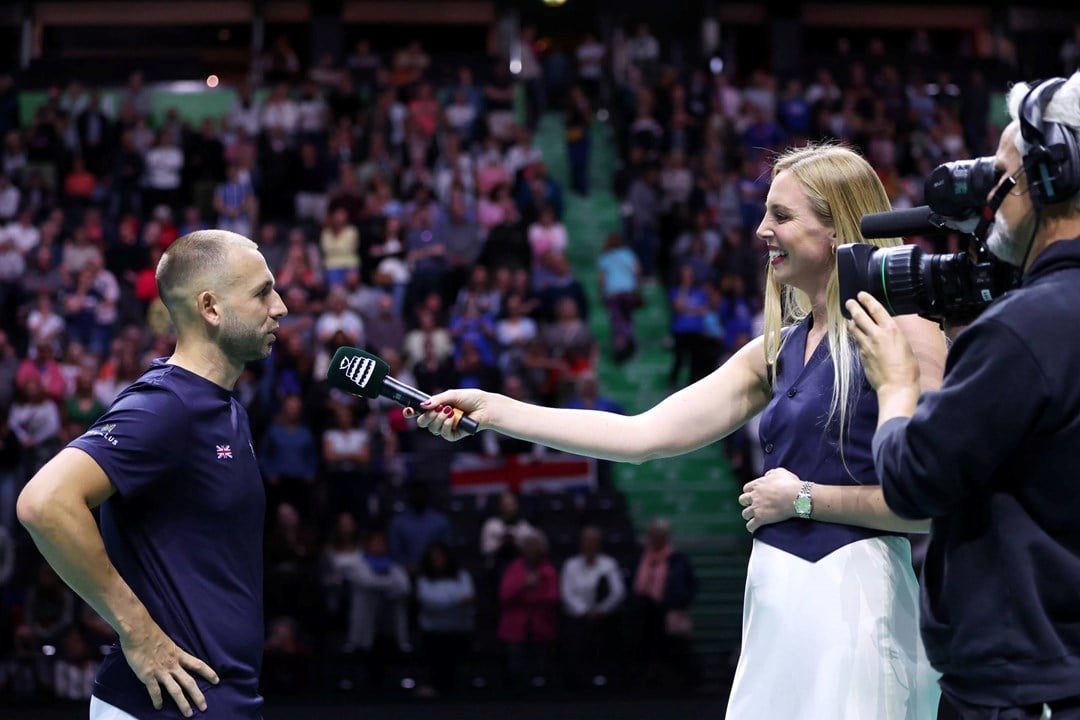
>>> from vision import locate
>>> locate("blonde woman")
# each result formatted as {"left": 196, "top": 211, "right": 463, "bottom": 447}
{"left": 410, "top": 143, "right": 946, "bottom": 718}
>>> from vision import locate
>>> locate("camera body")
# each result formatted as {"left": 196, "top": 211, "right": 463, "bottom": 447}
{"left": 838, "top": 155, "right": 1021, "bottom": 325}
{"left": 838, "top": 242, "right": 1018, "bottom": 325}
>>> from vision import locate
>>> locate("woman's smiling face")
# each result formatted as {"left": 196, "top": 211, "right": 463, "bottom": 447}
{"left": 757, "top": 169, "right": 836, "bottom": 297}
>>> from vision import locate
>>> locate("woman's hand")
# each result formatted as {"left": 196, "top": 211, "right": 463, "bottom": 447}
{"left": 405, "top": 389, "right": 494, "bottom": 441}
{"left": 738, "top": 468, "right": 802, "bottom": 533}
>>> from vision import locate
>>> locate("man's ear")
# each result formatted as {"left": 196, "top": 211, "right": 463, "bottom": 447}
{"left": 197, "top": 290, "right": 222, "bottom": 327}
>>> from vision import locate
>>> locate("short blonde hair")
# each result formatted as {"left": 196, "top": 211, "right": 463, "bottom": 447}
{"left": 155, "top": 229, "right": 258, "bottom": 317}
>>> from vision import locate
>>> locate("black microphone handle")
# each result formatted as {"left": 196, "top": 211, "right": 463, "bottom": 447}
{"left": 859, "top": 205, "right": 943, "bottom": 239}
{"left": 381, "top": 375, "right": 481, "bottom": 435}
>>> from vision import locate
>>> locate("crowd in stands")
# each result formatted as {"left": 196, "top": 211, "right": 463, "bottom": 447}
{"left": 0, "top": 19, "right": 1023, "bottom": 704}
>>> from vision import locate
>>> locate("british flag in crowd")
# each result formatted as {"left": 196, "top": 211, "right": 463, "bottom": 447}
{"left": 216, "top": 445, "right": 233, "bottom": 460}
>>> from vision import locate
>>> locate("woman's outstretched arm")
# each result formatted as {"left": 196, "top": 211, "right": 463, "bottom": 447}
{"left": 412, "top": 336, "right": 774, "bottom": 465}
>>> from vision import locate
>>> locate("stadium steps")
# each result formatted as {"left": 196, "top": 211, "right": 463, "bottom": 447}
{"left": 531, "top": 111, "right": 750, "bottom": 688}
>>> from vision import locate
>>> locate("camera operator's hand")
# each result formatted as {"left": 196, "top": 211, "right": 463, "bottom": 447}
{"left": 846, "top": 292, "right": 921, "bottom": 421}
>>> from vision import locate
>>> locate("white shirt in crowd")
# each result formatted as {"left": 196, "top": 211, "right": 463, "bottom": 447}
{"left": 2, "top": 220, "right": 40, "bottom": 254}
{"left": 323, "top": 426, "right": 370, "bottom": 463}
{"left": 480, "top": 516, "right": 540, "bottom": 557}
{"left": 296, "top": 96, "right": 329, "bottom": 134}
{"left": 576, "top": 40, "right": 606, "bottom": 80}
{"left": 504, "top": 143, "right": 544, "bottom": 179}
{"left": 560, "top": 553, "right": 627, "bottom": 618}
{"left": 260, "top": 99, "right": 300, "bottom": 135}
{"left": 143, "top": 145, "right": 183, "bottom": 190}
{"left": 0, "top": 183, "right": 20, "bottom": 220}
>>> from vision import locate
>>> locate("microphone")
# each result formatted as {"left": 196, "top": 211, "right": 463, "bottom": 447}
{"left": 326, "top": 346, "right": 480, "bottom": 435}
{"left": 859, "top": 206, "right": 942, "bottom": 239}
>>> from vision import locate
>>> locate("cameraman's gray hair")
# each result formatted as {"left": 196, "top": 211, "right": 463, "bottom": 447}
{"left": 1006, "top": 72, "right": 1080, "bottom": 212}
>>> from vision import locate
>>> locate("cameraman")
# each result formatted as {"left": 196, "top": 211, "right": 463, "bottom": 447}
{"left": 847, "top": 73, "right": 1080, "bottom": 720}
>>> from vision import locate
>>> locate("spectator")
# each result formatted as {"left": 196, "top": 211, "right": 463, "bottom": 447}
{"left": 498, "top": 530, "right": 559, "bottom": 689}
{"left": 320, "top": 206, "right": 361, "bottom": 289}
{"left": 481, "top": 490, "right": 539, "bottom": 584}
{"left": 627, "top": 22, "right": 661, "bottom": 83}
{"left": 263, "top": 502, "right": 320, "bottom": 645}
{"left": 449, "top": 295, "right": 498, "bottom": 369}
{"left": 494, "top": 293, "right": 538, "bottom": 376}
{"left": 387, "top": 481, "right": 450, "bottom": 574}
{"left": 52, "top": 627, "right": 99, "bottom": 701}
{"left": 346, "top": 39, "right": 382, "bottom": 96}
{"left": 259, "top": 394, "right": 319, "bottom": 517}
{"left": 630, "top": 519, "right": 698, "bottom": 689}
{"left": 527, "top": 205, "right": 569, "bottom": 291}
{"left": 565, "top": 85, "right": 593, "bottom": 196}
{"left": 576, "top": 33, "right": 608, "bottom": 107}
{"left": 437, "top": 190, "right": 485, "bottom": 302}
{"left": 24, "top": 561, "right": 75, "bottom": 649}
{"left": 142, "top": 129, "right": 184, "bottom": 215}
{"left": 17, "top": 340, "right": 68, "bottom": 404}
{"left": 315, "top": 284, "right": 365, "bottom": 353}
{"left": 9, "top": 376, "right": 62, "bottom": 484}
{"left": 318, "top": 510, "right": 373, "bottom": 663}
{"left": 26, "top": 293, "right": 66, "bottom": 364}
{"left": 214, "top": 162, "right": 257, "bottom": 239}
{"left": 484, "top": 61, "right": 518, "bottom": 143}
{"left": 261, "top": 615, "right": 313, "bottom": 695}
{"left": 0, "top": 221, "right": 26, "bottom": 312}
{"left": 560, "top": 525, "right": 627, "bottom": 688}
{"left": 321, "top": 405, "right": 373, "bottom": 525}
{"left": 596, "top": 232, "right": 642, "bottom": 363}
{"left": 668, "top": 263, "right": 711, "bottom": 388}
{"left": 294, "top": 141, "right": 332, "bottom": 223}
{"left": 109, "top": 129, "right": 145, "bottom": 219}
{"left": 295, "top": 80, "right": 329, "bottom": 143}
{"left": 443, "top": 87, "right": 480, "bottom": 141}
{"left": 477, "top": 181, "right": 520, "bottom": 239}
{"left": 403, "top": 307, "right": 453, "bottom": 369}
{"left": 415, "top": 540, "right": 475, "bottom": 698}
{"left": 627, "top": 162, "right": 661, "bottom": 279}
{"left": 62, "top": 364, "right": 104, "bottom": 442}
{"left": 0, "top": 329, "right": 18, "bottom": 412}
{"left": 62, "top": 156, "right": 98, "bottom": 203}
{"left": 345, "top": 528, "right": 412, "bottom": 688}
{"left": 0, "top": 173, "right": 20, "bottom": 222}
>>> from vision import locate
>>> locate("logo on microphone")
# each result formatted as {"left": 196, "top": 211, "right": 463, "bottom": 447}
{"left": 341, "top": 354, "right": 376, "bottom": 389}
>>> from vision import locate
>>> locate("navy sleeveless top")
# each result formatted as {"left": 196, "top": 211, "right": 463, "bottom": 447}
{"left": 755, "top": 318, "right": 902, "bottom": 562}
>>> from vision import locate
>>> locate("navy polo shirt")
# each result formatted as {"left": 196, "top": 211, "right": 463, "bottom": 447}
{"left": 755, "top": 319, "right": 901, "bottom": 561}
{"left": 70, "top": 359, "right": 265, "bottom": 719}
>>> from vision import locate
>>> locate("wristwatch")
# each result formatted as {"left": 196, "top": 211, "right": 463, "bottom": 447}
{"left": 793, "top": 481, "right": 814, "bottom": 519}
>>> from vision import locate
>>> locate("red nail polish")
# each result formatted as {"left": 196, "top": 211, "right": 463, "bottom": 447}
{"left": 442, "top": 406, "right": 454, "bottom": 415}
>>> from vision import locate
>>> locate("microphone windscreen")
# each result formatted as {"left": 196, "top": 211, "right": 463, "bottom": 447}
{"left": 327, "top": 346, "right": 389, "bottom": 399}
{"left": 859, "top": 205, "right": 936, "bottom": 239}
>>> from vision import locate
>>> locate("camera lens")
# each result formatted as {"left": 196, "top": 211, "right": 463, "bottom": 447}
{"left": 925, "top": 156, "right": 1001, "bottom": 218}
{"left": 838, "top": 244, "right": 929, "bottom": 318}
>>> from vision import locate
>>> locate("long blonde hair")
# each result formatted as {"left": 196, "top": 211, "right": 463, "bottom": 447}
{"left": 762, "top": 143, "right": 901, "bottom": 445}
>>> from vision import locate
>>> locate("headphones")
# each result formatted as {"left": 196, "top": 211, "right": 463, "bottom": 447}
{"left": 1018, "top": 77, "right": 1080, "bottom": 206}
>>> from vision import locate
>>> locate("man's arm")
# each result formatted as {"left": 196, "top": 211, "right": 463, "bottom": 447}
{"left": 17, "top": 448, "right": 219, "bottom": 716}
{"left": 872, "top": 318, "right": 1047, "bottom": 519}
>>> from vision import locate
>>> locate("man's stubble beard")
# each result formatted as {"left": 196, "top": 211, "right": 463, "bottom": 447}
{"left": 219, "top": 312, "right": 271, "bottom": 364}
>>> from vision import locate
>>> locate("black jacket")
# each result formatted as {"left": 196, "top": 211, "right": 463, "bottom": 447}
{"left": 874, "top": 236, "right": 1080, "bottom": 706}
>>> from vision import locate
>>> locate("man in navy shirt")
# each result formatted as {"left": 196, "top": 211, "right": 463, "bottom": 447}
{"left": 847, "top": 73, "right": 1080, "bottom": 719}
{"left": 18, "top": 229, "right": 287, "bottom": 719}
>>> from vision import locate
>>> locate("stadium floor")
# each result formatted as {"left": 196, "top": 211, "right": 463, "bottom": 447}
{"left": 4, "top": 686, "right": 732, "bottom": 719}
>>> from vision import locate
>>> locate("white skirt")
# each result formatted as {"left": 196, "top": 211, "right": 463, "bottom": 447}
{"left": 725, "top": 536, "right": 940, "bottom": 720}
